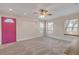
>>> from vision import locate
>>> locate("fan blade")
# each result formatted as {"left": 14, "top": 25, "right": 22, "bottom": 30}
{"left": 48, "top": 14, "right": 52, "bottom": 15}
{"left": 40, "top": 9, "right": 44, "bottom": 12}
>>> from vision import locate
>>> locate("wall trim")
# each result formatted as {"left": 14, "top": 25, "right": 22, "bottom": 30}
{"left": 17, "top": 35, "right": 42, "bottom": 42}
{"left": 47, "top": 35, "right": 77, "bottom": 42}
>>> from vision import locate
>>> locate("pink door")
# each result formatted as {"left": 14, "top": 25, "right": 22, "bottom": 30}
{"left": 1, "top": 17, "right": 16, "bottom": 44}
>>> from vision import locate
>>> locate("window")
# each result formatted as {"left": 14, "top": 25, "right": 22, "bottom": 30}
{"left": 5, "top": 19, "right": 14, "bottom": 23}
{"left": 40, "top": 22, "right": 44, "bottom": 33}
{"left": 46, "top": 22, "right": 53, "bottom": 34}
{"left": 65, "top": 19, "right": 78, "bottom": 35}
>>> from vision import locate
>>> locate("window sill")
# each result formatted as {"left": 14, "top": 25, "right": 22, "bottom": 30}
{"left": 64, "top": 34, "right": 79, "bottom": 37}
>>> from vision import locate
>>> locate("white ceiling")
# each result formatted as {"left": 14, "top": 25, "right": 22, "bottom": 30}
{"left": 0, "top": 3, "right": 79, "bottom": 20}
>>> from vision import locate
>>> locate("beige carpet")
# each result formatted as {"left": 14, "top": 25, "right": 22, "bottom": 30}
{"left": 0, "top": 37, "right": 70, "bottom": 55}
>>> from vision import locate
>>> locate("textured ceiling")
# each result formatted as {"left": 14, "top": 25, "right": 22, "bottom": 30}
{"left": 0, "top": 3, "right": 79, "bottom": 20}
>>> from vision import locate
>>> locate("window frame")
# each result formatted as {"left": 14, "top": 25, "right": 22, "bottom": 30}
{"left": 46, "top": 22, "right": 53, "bottom": 34}
{"left": 40, "top": 22, "right": 44, "bottom": 33}
{"left": 64, "top": 19, "right": 79, "bottom": 36}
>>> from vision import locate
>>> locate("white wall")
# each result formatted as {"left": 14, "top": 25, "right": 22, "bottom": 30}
{"left": 0, "top": 13, "right": 43, "bottom": 45}
{"left": 47, "top": 12, "right": 79, "bottom": 41}
{"left": 16, "top": 17, "right": 42, "bottom": 41}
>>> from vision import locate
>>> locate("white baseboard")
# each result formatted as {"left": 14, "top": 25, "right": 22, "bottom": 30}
{"left": 0, "top": 35, "right": 43, "bottom": 45}
{"left": 17, "top": 35, "right": 42, "bottom": 42}
{"left": 47, "top": 35, "right": 74, "bottom": 42}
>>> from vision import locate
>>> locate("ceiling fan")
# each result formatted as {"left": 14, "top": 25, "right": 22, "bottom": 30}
{"left": 34, "top": 9, "right": 52, "bottom": 17}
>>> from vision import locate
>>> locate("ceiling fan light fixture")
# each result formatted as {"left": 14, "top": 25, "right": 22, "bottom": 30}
{"left": 34, "top": 9, "right": 52, "bottom": 19}
{"left": 9, "top": 8, "right": 13, "bottom": 12}
{"left": 39, "top": 15, "right": 45, "bottom": 19}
